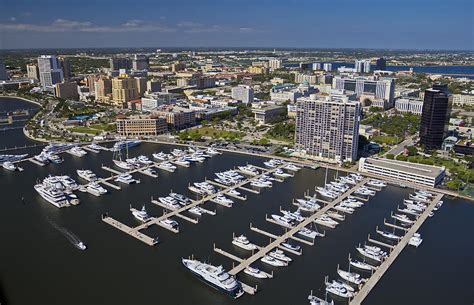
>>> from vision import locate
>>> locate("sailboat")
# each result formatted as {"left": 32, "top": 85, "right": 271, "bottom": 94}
{"left": 113, "top": 141, "right": 134, "bottom": 170}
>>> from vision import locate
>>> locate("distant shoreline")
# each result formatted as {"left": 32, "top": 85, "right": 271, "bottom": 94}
{"left": 0, "top": 95, "right": 42, "bottom": 107}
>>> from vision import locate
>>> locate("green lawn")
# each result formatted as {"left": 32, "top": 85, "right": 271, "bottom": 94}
{"left": 192, "top": 127, "right": 244, "bottom": 139}
{"left": 69, "top": 126, "right": 100, "bottom": 135}
{"left": 371, "top": 135, "right": 401, "bottom": 145}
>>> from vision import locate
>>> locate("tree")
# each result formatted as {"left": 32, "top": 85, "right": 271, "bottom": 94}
{"left": 386, "top": 154, "right": 395, "bottom": 160}
{"left": 446, "top": 179, "right": 463, "bottom": 190}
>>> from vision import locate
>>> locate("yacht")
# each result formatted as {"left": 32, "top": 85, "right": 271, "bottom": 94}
{"left": 367, "top": 179, "right": 387, "bottom": 188}
{"left": 88, "top": 142, "right": 107, "bottom": 152}
{"left": 160, "top": 219, "right": 179, "bottom": 231}
{"left": 77, "top": 169, "right": 97, "bottom": 182}
{"left": 327, "top": 211, "right": 345, "bottom": 221}
{"left": 378, "top": 230, "right": 401, "bottom": 241}
{"left": 261, "top": 255, "right": 287, "bottom": 267}
{"left": 194, "top": 182, "right": 216, "bottom": 195}
{"left": 33, "top": 154, "right": 50, "bottom": 166}
{"left": 143, "top": 167, "right": 157, "bottom": 176}
{"left": 268, "top": 249, "right": 292, "bottom": 262}
{"left": 308, "top": 295, "right": 334, "bottom": 305}
{"left": 232, "top": 235, "right": 258, "bottom": 251}
{"left": 409, "top": 233, "right": 423, "bottom": 247}
{"left": 171, "top": 148, "right": 185, "bottom": 157}
{"left": 315, "top": 214, "right": 339, "bottom": 228}
{"left": 158, "top": 196, "right": 181, "bottom": 210}
{"left": 181, "top": 258, "right": 244, "bottom": 299}
{"left": 237, "top": 165, "right": 259, "bottom": 176}
{"left": 175, "top": 158, "right": 190, "bottom": 167}
{"left": 325, "top": 281, "right": 354, "bottom": 299}
{"left": 338, "top": 269, "right": 364, "bottom": 285}
{"left": 86, "top": 182, "right": 108, "bottom": 196}
{"left": 271, "top": 214, "right": 295, "bottom": 228}
{"left": 189, "top": 206, "right": 205, "bottom": 216}
{"left": 42, "top": 143, "right": 75, "bottom": 154}
{"left": 298, "top": 227, "right": 318, "bottom": 239}
{"left": 132, "top": 206, "right": 152, "bottom": 222}
{"left": 356, "top": 247, "right": 383, "bottom": 262}
{"left": 34, "top": 183, "right": 70, "bottom": 208}
{"left": 334, "top": 204, "right": 354, "bottom": 214}
{"left": 392, "top": 213, "right": 414, "bottom": 225}
{"left": 46, "top": 153, "right": 63, "bottom": 164}
{"left": 273, "top": 169, "right": 292, "bottom": 178}
{"left": 68, "top": 147, "right": 88, "bottom": 157}
{"left": 136, "top": 155, "right": 153, "bottom": 165}
{"left": 188, "top": 186, "right": 207, "bottom": 196}
{"left": 169, "top": 193, "right": 192, "bottom": 205}
{"left": 152, "top": 152, "right": 171, "bottom": 161}
{"left": 0, "top": 153, "right": 28, "bottom": 163}
{"left": 281, "top": 209, "right": 306, "bottom": 222}
{"left": 125, "top": 157, "right": 141, "bottom": 168}
{"left": 409, "top": 194, "right": 430, "bottom": 203}
{"left": 244, "top": 266, "right": 268, "bottom": 279}
{"left": 364, "top": 245, "right": 387, "bottom": 256}
{"left": 284, "top": 163, "right": 301, "bottom": 172}
{"left": 281, "top": 241, "right": 300, "bottom": 252}
{"left": 115, "top": 173, "right": 136, "bottom": 184}
{"left": 187, "top": 154, "right": 205, "bottom": 163}
{"left": 206, "top": 148, "right": 221, "bottom": 156}
{"left": 317, "top": 189, "right": 337, "bottom": 199}
{"left": 349, "top": 259, "right": 376, "bottom": 271}
{"left": 212, "top": 195, "right": 233, "bottom": 206}
{"left": 158, "top": 161, "right": 176, "bottom": 172}
{"left": 113, "top": 159, "right": 135, "bottom": 170}
{"left": 227, "top": 189, "right": 241, "bottom": 197}
{"left": 111, "top": 140, "right": 141, "bottom": 152}
{"left": 2, "top": 161, "right": 17, "bottom": 171}
{"left": 434, "top": 200, "right": 443, "bottom": 211}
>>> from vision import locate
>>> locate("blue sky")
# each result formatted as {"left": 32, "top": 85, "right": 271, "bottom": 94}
{"left": 0, "top": 0, "right": 473, "bottom": 50}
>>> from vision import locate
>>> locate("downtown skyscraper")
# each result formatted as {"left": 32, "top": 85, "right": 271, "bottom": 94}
{"left": 37, "top": 55, "right": 64, "bottom": 88}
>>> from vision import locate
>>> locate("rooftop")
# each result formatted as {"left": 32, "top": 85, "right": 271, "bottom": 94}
{"left": 361, "top": 157, "right": 445, "bottom": 179}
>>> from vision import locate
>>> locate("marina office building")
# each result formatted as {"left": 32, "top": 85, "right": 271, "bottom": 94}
{"left": 358, "top": 157, "right": 445, "bottom": 187}
{"left": 116, "top": 115, "right": 168, "bottom": 137}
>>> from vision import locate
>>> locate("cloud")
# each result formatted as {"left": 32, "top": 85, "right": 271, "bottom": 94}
{"left": 178, "top": 21, "right": 256, "bottom": 33}
{"left": 10, "top": 17, "right": 16, "bottom": 22}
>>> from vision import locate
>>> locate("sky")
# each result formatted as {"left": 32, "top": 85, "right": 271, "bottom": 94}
{"left": 0, "top": 0, "right": 473, "bottom": 50}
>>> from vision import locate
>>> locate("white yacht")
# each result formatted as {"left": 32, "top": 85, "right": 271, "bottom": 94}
{"left": 34, "top": 183, "right": 70, "bottom": 208}
{"left": 115, "top": 173, "right": 136, "bottom": 184}
{"left": 327, "top": 211, "right": 345, "bottom": 221}
{"left": 188, "top": 186, "right": 207, "bottom": 196}
{"left": 271, "top": 214, "right": 295, "bottom": 228}
{"left": 367, "top": 179, "right": 387, "bottom": 188}
{"left": 325, "top": 281, "right": 354, "bottom": 299}
{"left": 268, "top": 249, "right": 292, "bottom": 262}
{"left": 349, "top": 259, "right": 376, "bottom": 271}
{"left": 111, "top": 140, "right": 141, "bottom": 152}
{"left": 158, "top": 161, "right": 176, "bottom": 172}
{"left": 33, "top": 154, "right": 50, "bottom": 166}
{"left": 237, "top": 165, "right": 259, "bottom": 176}
{"left": 273, "top": 169, "right": 292, "bottom": 178}
{"left": 143, "top": 167, "right": 157, "bottom": 176}
{"left": 86, "top": 182, "right": 108, "bottom": 196}
{"left": 77, "top": 169, "right": 97, "bottom": 182}
{"left": 227, "top": 189, "right": 241, "bottom": 197}
{"left": 2, "top": 161, "right": 17, "bottom": 171}
{"left": 392, "top": 213, "right": 414, "bottom": 225}
{"left": 298, "top": 227, "right": 319, "bottom": 239}
{"left": 308, "top": 295, "right": 334, "bottom": 305}
{"left": 378, "top": 230, "right": 401, "bottom": 241}
{"left": 113, "top": 160, "right": 135, "bottom": 170}
{"left": 175, "top": 158, "right": 190, "bottom": 167}
{"left": 171, "top": 149, "right": 185, "bottom": 157}
{"left": 244, "top": 266, "right": 268, "bottom": 279}
{"left": 68, "top": 147, "right": 88, "bottom": 157}
{"left": 356, "top": 247, "right": 383, "bottom": 262}
{"left": 409, "top": 233, "right": 423, "bottom": 247}
{"left": 212, "top": 195, "right": 233, "bottom": 206}
{"left": 189, "top": 206, "right": 205, "bottom": 216}
{"left": 160, "top": 219, "right": 179, "bottom": 231}
{"left": 284, "top": 163, "right": 301, "bottom": 172}
{"left": 206, "top": 148, "right": 221, "bottom": 156}
{"left": 152, "top": 152, "right": 171, "bottom": 161}
{"left": 338, "top": 269, "right": 364, "bottom": 285}
{"left": 46, "top": 153, "right": 63, "bottom": 164}
{"left": 334, "top": 204, "right": 354, "bottom": 214}
{"left": 136, "top": 155, "right": 153, "bottom": 165}
{"left": 261, "top": 255, "right": 287, "bottom": 267}
{"left": 132, "top": 206, "right": 152, "bottom": 222}
{"left": 281, "top": 209, "right": 306, "bottom": 223}
{"left": 315, "top": 214, "right": 339, "bottom": 228}
{"left": 169, "top": 193, "right": 192, "bottom": 205}
{"left": 232, "top": 235, "right": 258, "bottom": 251}
{"left": 182, "top": 258, "right": 244, "bottom": 299}
{"left": 158, "top": 196, "right": 181, "bottom": 210}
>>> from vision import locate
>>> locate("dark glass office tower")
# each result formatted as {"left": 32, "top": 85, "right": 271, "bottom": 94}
{"left": 375, "top": 57, "right": 386, "bottom": 70}
{"left": 419, "top": 84, "right": 452, "bottom": 151}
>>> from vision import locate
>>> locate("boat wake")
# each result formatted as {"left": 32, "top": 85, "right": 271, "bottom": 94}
{"left": 46, "top": 217, "right": 86, "bottom": 250}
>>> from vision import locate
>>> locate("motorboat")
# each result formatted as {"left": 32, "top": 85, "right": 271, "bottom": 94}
{"left": 325, "top": 281, "right": 354, "bottom": 298}
{"left": 113, "top": 159, "right": 135, "bottom": 170}
{"left": 86, "top": 182, "right": 108, "bottom": 196}
{"left": 273, "top": 169, "right": 292, "bottom": 178}
{"left": 206, "top": 148, "right": 221, "bottom": 156}
{"left": 152, "top": 152, "right": 171, "bottom": 161}
{"left": 298, "top": 227, "right": 318, "bottom": 239}
{"left": 261, "top": 255, "right": 287, "bottom": 267}
{"left": 349, "top": 259, "right": 376, "bottom": 271}
{"left": 68, "top": 147, "right": 88, "bottom": 157}
{"left": 158, "top": 161, "right": 176, "bottom": 172}
{"left": 181, "top": 258, "right": 244, "bottom": 299}
{"left": 188, "top": 186, "right": 207, "bottom": 196}
{"left": 212, "top": 195, "right": 233, "bottom": 206}
{"left": 356, "top": 247, "right": 383, "bottom": 262}
{"left": 392, "top": 213, "right": 414, "bottom": 225}
{"left": 171, "top": 149, "right": 185, "bottom": 157}
{"left": 111, "top": 140, "right": 141, "bottom": 152}
{"left": 281, "top": 241, "right": 300, "bottom": 251}
{"left": 327, "top": 211, "right": 345, "bottom": 221}
{"left": 271, "top": 214, "right": 295, "bottom": 228}
{"left": 232, "top": 235, "right": 258, "bottom": 251}
{"left": 169, "top": 193, "right": 192, "bottom": 205}
{"left": 244, "top": 266, "right": 268, "bottom": 279}
{"left": 159, "top": 219, "right": 179, "bottom": 231}
{"left": 227, "top": 189, "right": 241, "bottom": 197}
{"left": 137, "top": 155, "right": 153, "bottom": 165}
{"left": 114, "top": 173, "right": 136, "bottom": 184}
{"left": 377, "top": 230, "right": 401, "bottom": 241}
{"left": 34, "top": 183, "right": 71, "bottom": 208}
{"left": 158, "top": 196, "right": 181, "bottom": 210}
{"left": 237, "top": 165, "right": 259, "bottom": 176}
{"left": 77, "top": 169, "right": 97, "bottom": 182}
{"left": 367, "top": 179, "right": 386, "bottom": 188}
{"left": 143, "top": 167, "right": 157, "bottom": 176}
{"left": 2, "top": 161, "right": 17, "bottom": 171}
{"left": 281, "top": 209, "right": 306, "bottom": 222}
{"left": 338, "top": 269, "right": 364, "bottom": 285}
{"left": 75, "top": 242, "right": 87, "bottom": 250}
{"left": 175, "top": 158, "right": 190, "bottom": 167}
{"left": 409, "top": 233, "right": 423, "bottom": 247}
{"left": 132, "top": 205, "right": 152, "bottom": 222}
{"left": 46, "top": 153, "right": 63, "bottom": 164}
{"left": 315, "top": 214, "right": 339, "bottom": 228}
{"left": 268, "top": 249, "right": 292, "bottom": 262}
{"left": 189, "top": 206, "right": 205, "bottom": 216}
{"left": 333, "top": 204, "right": 354, "bottom": 214}
{"left": 308, "top": 295, "right": 334, "bottom": 305}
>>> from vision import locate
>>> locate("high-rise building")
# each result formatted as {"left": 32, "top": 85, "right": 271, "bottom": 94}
{"left": 95, "top": 78, "right": 112, "bottom": 102}
{"left": 59, "top": 57, "right": 72, "bottom": 80}
{"left": 27, "top": 64, "right": 39, "bottom": 80}
{"left": 171, "top": 62, "right": 186, "bottom": 72}
{"left": 295, "top": 95, "right": 361, "bottom": 162}
{"left": 146, "top": 80, "right": 161, "bottom": 93}
{"left": 375, "top": 58, "right": 387, "bottom": 71}
{"left": 37, "top": 55, "right": 64, "bottom": 88}
{"left": 355, "top": 59, "right": 371, "bottom": 73}
{"left": 294, "top": 74, "right": 318, "bottom": 84}
{"left": 323, "top": 63, "right": 332, "bottom": 72}
{"left": 419, "top": 84, "right": 452, "bottom": 151}
{"left": 54, "top": 82, "right": 79, "bottom": 100}
{"left": 132, "top": 55, "right": 149, "bottom": 70}
{"left": 268, "top": 59, "right": 283, "bottom": 70}
{"left": 312, "top": 63, "right": 321, "bottom": 70}
{"left": 112, "top": 75, "right": 139, "bottom": 106}
{"left": 135, "top": 77, "right": 147, "bottom": 96}
{"left": 110, "top": 57, "right": 132, "bottom": 71}
{"left": 0, "top": 58, "right": 8, "bottom": 80}
{"left": 231, "top": 85, "right": 254, "bottom": 103}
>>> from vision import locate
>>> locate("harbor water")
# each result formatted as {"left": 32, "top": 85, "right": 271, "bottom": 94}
{"left": 0, "top": 97, "right": 473, "bottom": 305}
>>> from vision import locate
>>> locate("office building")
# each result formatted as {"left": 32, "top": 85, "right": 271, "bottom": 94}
{"left": 452, "top": 94, "right": 474, "bottom": 106}
{"left": 248, "top": 66, "right": 269, "bottom": 74}
{"left": 95, "top": 78, "right": 112, "bottom": 102}
{"left": 231, "top": 85, "right": 254, "bottom": 103}
{"left": 0, "top": 59, "right": 8, "bottom": 80}
{"left": 395, "top": 98, "right": 424, "bottom": 115}
{"left": 112, "top": 75, "right": 139, "bottom": 106}
{"left": 135, "top": 77, "right": 147, "bottom": 96}
{"left": 359, "top": 157, "right": 445, "bottom": 187}
{"left": 252, "top": 104, "right": 287, "bottom": 124}
{"left": 37, "top": 55, "right": 64, "bottom": 88}
{"left": 132, "top": 55, "right": 149, "bottom": 70}
{"left": 110, "top": 57, "right": 132, "bottom": 71}
{"left": 333, "top": 76, "right": 395, "bottom": 109}
{"left": 59, "top": 57, "right": 71, "bottom": 80}
{"left": 27, "top": 64, "right": 39, "bottom": 80}
{"left": 295, "top": 74, "right": 318, "bottom": 84}
{"left": 268, "top": 59, "right": 282, "bottom": 70}
{"left": 147, "top": 80, "right": 161, "bottom": 93}
{"left": 355, "top": 59, "right": 371, "bottom": 73}
{"left": 171, "top": 62, "right": 186, "bottom": 72}
{"left": 375, "top": 58, "right": 387, "bottom": 71}
{"left": 54, "top": 82, "right": 79, "bottom": 100}
{"left": 153, "top": 106, "right": 196, "bottom": 129}
{"left": 116, "top": 115, "right": 167, "bottom": 136}
{"left": 141, "top": 92, "right": 178, "bottom": 111}
{"left": 323, "top": 63, "right": 332, "bottom": 72}
{"left": 419, "top": 84, "right": 452, "bottom": 150}
{"left": 85, "top": 75, "right": 98, "bottom": 93}
{"left": 312, "top": 63, "right": 321, "bottom": 70}
{"left": 295, "top": 95, "right": 361, "bottom": 162}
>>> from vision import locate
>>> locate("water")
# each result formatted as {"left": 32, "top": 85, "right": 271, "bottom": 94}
{"left": 1, "top": 98, "right": 473, "bottom": 305}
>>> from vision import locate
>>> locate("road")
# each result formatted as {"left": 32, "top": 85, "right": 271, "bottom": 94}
{"left": 385, "top": 136, "right": 414, "bottom": 156}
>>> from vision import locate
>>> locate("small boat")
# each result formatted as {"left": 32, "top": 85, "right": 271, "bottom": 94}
{"left": 281, "top": 241, "right": 300, "bottom": 252}
{"left": 2, "top": 161, "right": 17, "bottom": 171}
{"left": 75, "top": 242, "right": 87, "bottom": 250}
{"left": 308, "top": 295, "right": 334, "bottom": 305}
{"left": 378, "top": 230, "right": 401, "bottom": 241}
{"left": 189, "top": 206, "right": 204, "bottom": 216}
{"left": 349, "top": 259, "right": 376, "bottom": 271}
{"left": 325, "top": 281, "right": 354, "bottom": 298}
{"left": 409, "top": 233, "right": 423, "bottom": 247}
{"left": 244, "top": 266, "right": 268, "bottom": 279}
{"left": 337, "top": 269, "right": 364, "bottom": 285}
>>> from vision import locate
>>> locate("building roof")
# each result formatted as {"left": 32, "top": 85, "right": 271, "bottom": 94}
{"left": 361, "top": 157, "right": 445, "bottom": 179}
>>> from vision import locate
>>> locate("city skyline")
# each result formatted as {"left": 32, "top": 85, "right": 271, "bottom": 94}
{"left": 0, "top": 0, "right": 473, "bottom": 50}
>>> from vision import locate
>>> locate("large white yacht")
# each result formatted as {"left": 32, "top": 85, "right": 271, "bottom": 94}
{"left": 244, "top": 266, "right": 268, "bottom": 279}
{"left": 68, "top": 147, "right": 88, "bottom": 157}
{"left": 261, "top": 255, "right": 287, "bottom": 267}
{"left": 182, "top": 258, "right": 244, "bottom": 298}
{"left": 114, "top": 173, "right": 136, "bottom": 184}
{"left": 86, "top": 182, "right": 108, "bottom": 196}
{"left": 232, "top": 235, "right": 258, "bottom": 251}
{"left": 77, "top": 169, "right": 97, "bottom": 182}
{"left": 34, "top": 183, "right": 71, "bottom": 208}
{"left": 337, "top": 269, "right": 364, "bottom": 285}
{"left": 2, "top": 161, "right": 18, "bottom": 171}
{"left": 158, "top": 161, "right": 176, "bottom": 172}
{"left": 113, "top": 159, "right": 135, "bottom": 170}
{"left": 132, "top": 206, "right": 152, "bottom": 222}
